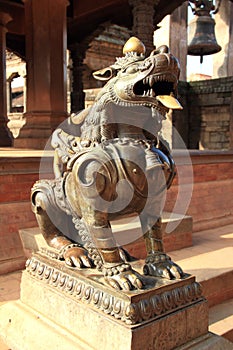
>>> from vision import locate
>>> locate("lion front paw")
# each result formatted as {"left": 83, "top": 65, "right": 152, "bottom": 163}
{"left": 62, "top": 244, "right": 92, "bottom": 268}
{"left": 103, "top": 263, "right": 144, "bottom": 291}
{"left": 143, "top": 253, "right": 184, "bottom": 280}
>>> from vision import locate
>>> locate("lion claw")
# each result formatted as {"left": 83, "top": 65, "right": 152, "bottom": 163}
{"left": 143, "top": 253, "right": 183, "bottom": 280}
{"left": 103, "top": 264, "right": 144, "bottom": 291}
{"left": 63, "top": 247, "right": 92, "bottom": 268}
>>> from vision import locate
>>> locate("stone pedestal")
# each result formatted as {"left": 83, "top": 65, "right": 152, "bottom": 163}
{"left": 0, "top": 253, "right": 232, "bottom": 349}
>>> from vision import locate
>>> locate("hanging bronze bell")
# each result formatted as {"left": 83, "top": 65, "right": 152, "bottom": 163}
{"left": 188, "top": 16, "right": 221, "bottom": 58}
{"left": 188, "top": 0, "right": 221, "bottom": 63}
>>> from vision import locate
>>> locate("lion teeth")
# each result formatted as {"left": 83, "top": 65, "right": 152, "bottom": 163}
{"left": 149, "top": 76, "right": 154, "bottom": 87}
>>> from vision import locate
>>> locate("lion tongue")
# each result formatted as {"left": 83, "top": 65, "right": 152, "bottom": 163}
{"left": 156, "top": 95, "right": 183, "bottom": 110}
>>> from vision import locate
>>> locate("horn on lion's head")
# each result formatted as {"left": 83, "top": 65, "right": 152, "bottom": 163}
{"left": 93, "top": 67, "right": 118, "bottom": 81}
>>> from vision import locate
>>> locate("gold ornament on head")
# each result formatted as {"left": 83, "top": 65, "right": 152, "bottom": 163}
{"left": 123, "top": 37, "right": 146, "bottom": 56}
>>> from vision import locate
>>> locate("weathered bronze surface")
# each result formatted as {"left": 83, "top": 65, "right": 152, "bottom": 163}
{"left": 31, "top": 37, "right": 184, "bottom": 291}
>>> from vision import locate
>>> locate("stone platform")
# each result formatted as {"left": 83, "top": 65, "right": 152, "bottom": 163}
{"left": 1, "top": 253, "right": 233, "bottom": 350}
{"left": 19, "top": 211, "right": 193, "bottom": 261}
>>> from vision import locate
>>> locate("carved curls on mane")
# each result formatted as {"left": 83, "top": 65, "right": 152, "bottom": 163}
{"left": 80, "top": 102, "right": 118, "bottom": 142}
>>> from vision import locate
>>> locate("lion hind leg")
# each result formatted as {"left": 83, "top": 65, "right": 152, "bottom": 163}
{"left": 31, "top": 185, "right": 91, "bottom": 268}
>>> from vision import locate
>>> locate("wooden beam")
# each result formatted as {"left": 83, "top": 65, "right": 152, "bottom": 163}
{"left": 72, "top": 0, "right": 127, "bottom": 19}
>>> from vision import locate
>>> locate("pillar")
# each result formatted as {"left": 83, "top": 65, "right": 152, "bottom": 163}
{"left": 22, "top": 73, "right": 27, "bottom": 112}
{"left": 14, "top": 0, "right": 69, "bottom": 149}
{"left": 0, "top": 12, "right": 12, "bottom": 146}
{"left": 129, "top": 0, "right": 157, "bottom": 55}
{"left": 213, "top": 0, "right": 233, "bottom": 78}
{"left": 153, "top": 3, "right": 187, "bottom": 81}
{"left": 213, "top": 0, "right": 233, "bottom": 149}
{"left": 69, "top": 44, "right": 86, "bottom": 113}
{"left": 18, "top": 66, "right": 27, "bottom": 112}
{"left": 230, "top": 91, "right": 233, "bottom": 149}
{"left": 152, "top": 3, "right": 188, "bottom": 149}
{"left": 6, "top": 79, "right": 12, "bottom": 114}
{"left": 170, "top": 4, "right": 187, "bottom": 82}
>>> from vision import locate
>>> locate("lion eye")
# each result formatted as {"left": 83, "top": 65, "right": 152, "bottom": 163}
{"left": 125, "top": 65, "right": 138, "bottom": 74}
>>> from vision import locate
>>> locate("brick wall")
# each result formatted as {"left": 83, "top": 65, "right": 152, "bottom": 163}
{"left": 0, "top": 151, "right": 53, "bottom": 274}
{"left": 200, "top": 105, "right": 230, "bottom": 150}
{"left": 173, "top": 77, "right": 233, "bottom": 150}
{"left": 165, "top": 150, "right": 233, "bottom": 232}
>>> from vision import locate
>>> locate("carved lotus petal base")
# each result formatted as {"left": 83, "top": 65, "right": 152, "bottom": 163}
{"left": 24, "top": 253, "right": 204, "bottom": 325}
{"left": 2, "top": 253, "right": 232, "bottom": 350}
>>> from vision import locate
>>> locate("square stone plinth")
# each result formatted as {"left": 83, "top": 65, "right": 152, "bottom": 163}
{"left": 2, "top": 253, "right": 231, "bottom": 350}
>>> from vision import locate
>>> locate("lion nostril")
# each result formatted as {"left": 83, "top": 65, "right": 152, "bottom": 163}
{"left": 157, "top": 45, "right": 169, "bottom": 54}
{"left": 150, "top": 49, "right": 158, "bottom": 56}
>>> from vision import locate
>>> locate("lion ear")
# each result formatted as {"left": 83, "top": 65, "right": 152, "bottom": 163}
{"left": 93, "top": 67, "right": 117, "bottom": 81}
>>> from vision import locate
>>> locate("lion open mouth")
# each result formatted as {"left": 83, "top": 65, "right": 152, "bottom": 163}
{"left": 133, "top": 73, "right": 182, "bottom": 110}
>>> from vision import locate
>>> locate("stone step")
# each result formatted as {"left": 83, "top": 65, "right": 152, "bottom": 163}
{"left": 19, "top": 211, "right": 193, "bottom": 259}
{"left": 172, "top": 224, "right": 233, "bottom": 345}
{"left": 169, "top": 224, "right": 233, "bottom": 308}
{"left": 113, "top": 212, "right": 193, "bottom": 256}
{"left": 209, "top": 298, "right": 233, "bottom": 343}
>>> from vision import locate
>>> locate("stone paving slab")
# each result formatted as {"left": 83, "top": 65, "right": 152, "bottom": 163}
{"left": 170, "top": 224, "right": 233, "bottom": 282}
{"left": 209, "top": 298, "right": 233, "bottom": 342}
{"left": 0, "top": 271, "right": 21, "bottom": 306}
